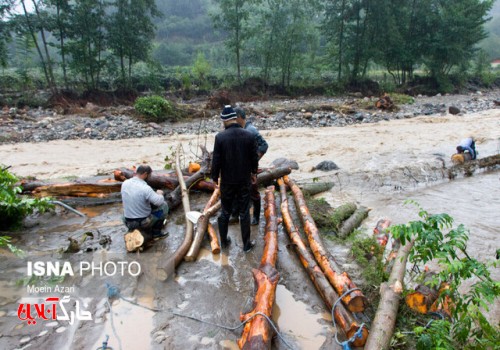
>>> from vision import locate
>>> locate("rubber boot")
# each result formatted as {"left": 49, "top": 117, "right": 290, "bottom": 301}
{"left": 251, "top": 199, "right": 260, "bottom": 225}
{"left": 218, "top": 217, "right": 231, "bottom": 247}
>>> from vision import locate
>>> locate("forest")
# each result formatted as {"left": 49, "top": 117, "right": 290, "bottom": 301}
{"left": 0, "top": 0, "right": 500, "bottom": 104}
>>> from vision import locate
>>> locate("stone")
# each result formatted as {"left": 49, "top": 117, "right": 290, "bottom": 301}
{"left": 448, "top": 106, "right": 460, "bottom": 115}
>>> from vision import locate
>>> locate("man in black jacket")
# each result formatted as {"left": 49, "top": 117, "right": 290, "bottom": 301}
{"left": 211, "top": 105, "right": 259, "bottom": 252}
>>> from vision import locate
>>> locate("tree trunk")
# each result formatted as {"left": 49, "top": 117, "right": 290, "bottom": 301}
{"left": 331, "top": 202, "right": 357, "bottom": 232}
{"left": 207, "top": 224, "right": 220, "bottom": 254}
{"left": 277, "top": 179, "right": 368, "bottom": 347}
{"left": 256, "top": 166, "right": 292, "bottom": 187}
{"left": 365, "top": 239, "right": 414, "bottom": 350}
{"left": 238, "top": 187, "right": 279, "bottom": 350}
{"left": 298, "top": 181, "right": 334, "bottom": 196}
{"left": 156, "top": 145, "right": 194, "bottom": 280}
{"left": 283, "top": 176, "right": 367, "bottom": 313}
{"left": 114, "top": 168, "right": 215, "bottom": 192}
{"left": 337, "top": 206, "right": 370, "bottom": 238}
{"left": 28, "top": 181, "right": 122, "bottom": 198}
{"left": 184, "top": 188, "right": 221, "bottom": 261}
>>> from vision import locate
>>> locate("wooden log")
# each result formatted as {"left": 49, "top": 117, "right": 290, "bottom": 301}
{"left": 298, "top": 181, "right": 334, "bottom": 196}
{"left": 406, "top": 271, "right": 452, "bottom": 316}
{"left": 365, "top": 239, "right": 414, "bottom": 350}
{"left": 185, "top": 185, "right": 221, "bottom": 261}
{"left": 337, "top": 206, "right": 370, "bottom": 238}
{"left": 156, "top": 145, "right": 194, "bottom": 280}
{"left": 238, "top": 187, "right": 279, "bottom": 350}
{"left": 331, "top": 202, "right": 357, "bottom": 232}
{"left": 373, "top": 218, "right": 392, "bottom": 247}
{"left": 185, "top": 200, "right": 221, "bottom": 261}
{"left": 114, "top": 167, "right": 215, "bottom": 192}
{"left": 29, "top": 181, "right": 122, "bottom": 198}
{"left": 283, "top": 175, "right": 368, "bottom": 313}
{"left": 256, "top": 166, "right": 292, "bottom": 187}
{"left": 207, "top": 224, "right": 220, "bottom": 254}
{"left": 277, "top": 179, "right": 368, "bottom": 347}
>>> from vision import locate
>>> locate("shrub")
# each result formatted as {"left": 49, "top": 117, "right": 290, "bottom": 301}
{"left": 0, "top": 166, "right": 53, "bottom": 230}
{"left": 134, "top": 95, "right": 177, "bottom": 122}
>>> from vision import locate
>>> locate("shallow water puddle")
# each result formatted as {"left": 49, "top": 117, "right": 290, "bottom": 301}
{"left": 273, "top": 284, "right": 328, "bottom": 349}
{"left": 196, "top": 247, "right": 229, "bottom": 266}
{"left": 89, "top": 298, "right": 155, "bottom": 350}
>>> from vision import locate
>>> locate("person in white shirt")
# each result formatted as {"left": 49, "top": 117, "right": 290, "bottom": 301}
{"left": 121, "top": 165, "right": 169, "bottom": 238}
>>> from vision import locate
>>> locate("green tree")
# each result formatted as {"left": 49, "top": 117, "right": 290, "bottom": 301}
{"left": 323, "top": 0, "right": 375, "bottom": 82}
{"left": 45, "top": 0, "right": 71, "bottom": 89}
{"left": 16, "top": 0, "right": 58, "bottom": 93}
{"left": 107, "top": 0, "right": 160, "bottom": 86}
{"left": 65, "top": 0, "right": 107, "bottom": 90}
{"left": 212, "top": 0, "right": 254, "bottom": 82}
{"left": 251, "top": 0, "right": 318, "bottom": 87}
{"left": 422, "top": 0, "right": 493, "bottom": 81}
{"left": 0, "top": 1, "right": 15, "bottom": 67}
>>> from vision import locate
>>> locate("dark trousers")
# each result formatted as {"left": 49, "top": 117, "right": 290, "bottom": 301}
{"left": 218, "top": 182, "right": 251, "bottom": 247}
{"left": 231, "top": 182, "right": 261, "bottom": 220}
{"left": 124, "top": 203, "right": 169, "bottom": 234}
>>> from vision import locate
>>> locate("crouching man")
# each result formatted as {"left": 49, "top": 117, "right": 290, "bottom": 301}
{"left": 121, "top": 165, "right": 169, "bottom": 251}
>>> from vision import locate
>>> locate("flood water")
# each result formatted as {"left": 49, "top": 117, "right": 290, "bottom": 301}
{"left": 1, "top": 155, "right": 499, "bottom": 348}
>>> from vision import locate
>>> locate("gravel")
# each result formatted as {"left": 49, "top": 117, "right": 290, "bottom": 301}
{"left": 1, "top": 90, "right": 498, "bottom": 144}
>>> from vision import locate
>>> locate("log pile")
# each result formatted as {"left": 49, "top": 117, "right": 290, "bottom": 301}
{"left": 238, "top": 187, "right": 280, "bottom": 350}
{"left": 284, "top": 176, "right": 368, "bottom": 313}
{"left": 277, "top": 178, "right": 368, "bottom": 347}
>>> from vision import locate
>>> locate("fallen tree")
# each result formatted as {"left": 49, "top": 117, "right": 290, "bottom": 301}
{"left": 364, "top": 239, "right": 414, "bottom": 350}
{"left": 21, "top": 179, "right": 122, "bottom": 197}
{"left": 238, "top": 186, "right": 280, "bottom": 350}
{"left": 284, "top": 175, "right": 368, "bottom": 313}
{"left": 277, "top": 178, "right": 368, "bottom": 347}
{"left": 156, "top": 145, "right": 195, "bottom": 280}
{"left": 337, "top": 206, "right": 370, "bottom": 238}
{"left": 114, "top": 167, "right": 215, "bottom": 192}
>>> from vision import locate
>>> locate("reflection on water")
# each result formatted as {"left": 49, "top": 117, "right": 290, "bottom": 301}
{"left": 197, "top": 247, "right": 229, "bottom": 266}
{"left": 273, "top": 284, "right": 328, "bottom": 349}
{"left": 89, "top": 298, "right": 155, "bottom": 350}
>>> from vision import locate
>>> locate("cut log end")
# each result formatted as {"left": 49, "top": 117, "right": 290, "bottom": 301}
{"left": 347, "top": 324, "right": 369, "bottom": 348}
{"left": 347, "top": 295, "right": 369, "bottom": 313}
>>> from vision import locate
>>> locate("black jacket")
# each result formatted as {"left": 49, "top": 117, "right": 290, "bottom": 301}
{"left": 211, "top": 123, "right": 258, "bottom": 185}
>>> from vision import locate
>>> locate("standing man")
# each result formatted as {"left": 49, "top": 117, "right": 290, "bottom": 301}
{"left": 121, "top": 165, "right": 169, "bottom": 239}
{"left": 234, "top": 106, "right": 268, "bottom": 225}
{"left": 212, "top": 105, "right": 259, "bottom": 253}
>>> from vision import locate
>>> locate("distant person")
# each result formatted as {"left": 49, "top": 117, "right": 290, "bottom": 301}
{"left": 121, "top": 165, "right": 169, "bottom": 238}
{"left": 212, "top": 105, "right": 258, "bottom": 253}
{"left": 229, "top": 106, "right": 268, "bottom": 225}
{"left": 456, "top": 137, "right": 477, "bottom": 160}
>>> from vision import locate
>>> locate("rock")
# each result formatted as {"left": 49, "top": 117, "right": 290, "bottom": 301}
{"left": 270, "top": 158, "right": 299, "bottom": 170}
{"left": 448, "top": 106, "right": 460, "bottom": 115}
{"left": 303, "top": 112, "right": 313, "bottom": 119}
{"left": 312, "top": 160, "right": 339, "bottom": 171}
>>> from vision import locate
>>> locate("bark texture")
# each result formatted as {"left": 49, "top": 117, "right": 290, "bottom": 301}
{"left": 238, "top": 187, "right": 279, "bottom": 350}
{"left": 365, "top": 239, "right": 414, "bottom": 350}
{"left": 277, "top": 179, "right": 368, "bottom": 347}
{"left": 283, "top": 175, "right": 367, "bottom": 313}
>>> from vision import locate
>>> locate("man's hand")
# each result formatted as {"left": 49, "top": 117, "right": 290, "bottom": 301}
{"left": 156, "top": 189, "right": 164, "bottom": 196}
{"left": 251, "top": 174, "right": 257, "bottom": 184}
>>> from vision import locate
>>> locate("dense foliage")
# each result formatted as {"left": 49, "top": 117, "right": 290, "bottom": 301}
{"left": 390, "top": 201, "right": 499, "bottom": 349}
{"left": 134, "top": 95, "right": 176, "bottom": 122}
{"left": 0, "top": 165, "right": 53, "bottom": 229}
{"left": 0, "top": 0, "right": 498, "bottom": 95}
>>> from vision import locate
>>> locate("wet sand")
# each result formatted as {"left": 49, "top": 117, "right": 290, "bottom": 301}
{"left": 0, "top": 108, "right": 499, "bottom": 349}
